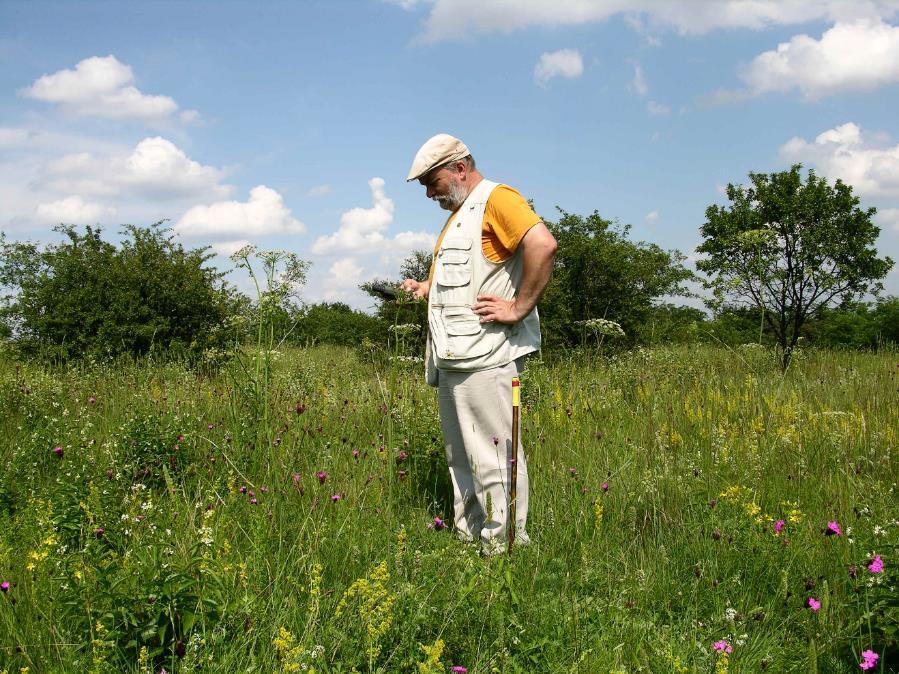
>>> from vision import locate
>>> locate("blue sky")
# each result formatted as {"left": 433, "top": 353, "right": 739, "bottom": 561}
{"left": 2, "top": 0, "right": 898, "bottom": 310}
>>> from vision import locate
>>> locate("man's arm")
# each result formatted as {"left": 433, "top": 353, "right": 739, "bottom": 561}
{"left": 472, "top": 222, "right": 557, "bottom": 324}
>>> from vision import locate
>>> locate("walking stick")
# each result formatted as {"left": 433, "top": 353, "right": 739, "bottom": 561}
{"left": 508, "top": 376, "right": 520, "bottom": 556}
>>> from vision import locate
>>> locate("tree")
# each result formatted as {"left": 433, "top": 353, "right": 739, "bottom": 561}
{"left": 540, "top": 209, "right": 694, "bottom": 347}
{"left": 0, "top": 223, "right": 241, "bottom": 360}
{"left": 697, "top": 165, "right": 893, "bottom": 369}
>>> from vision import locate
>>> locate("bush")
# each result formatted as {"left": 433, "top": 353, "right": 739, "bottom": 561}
{"left": 0, "top": 223, "right": 241, "bottom": 360}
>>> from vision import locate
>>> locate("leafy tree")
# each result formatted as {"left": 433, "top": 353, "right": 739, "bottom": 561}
{"left": 0, "top": 223, "right": 240, "bottom": 360}
{"left": 540, "top": 209, "right": 694, "bottom": 347}
{"left": 293, "top": 302, "right": 387, "bottom": 347}
{"left": 697, "top": 165, "right": 893, "bottom": 369}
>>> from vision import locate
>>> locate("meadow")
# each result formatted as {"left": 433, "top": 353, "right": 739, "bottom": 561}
{"left": 0, "top": 342, "right": 896, "bottom": 673}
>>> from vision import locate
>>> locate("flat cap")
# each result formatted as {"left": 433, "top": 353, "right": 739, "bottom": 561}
{"left": 406, "top": 133, "right": 470, "bottom": 182}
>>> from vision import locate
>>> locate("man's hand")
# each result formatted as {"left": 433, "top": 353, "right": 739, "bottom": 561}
{"left": 472, "top": 295, "right": 523, "bottom": 324}
{"left": 400, "top": 278, "right": 430, "bottom": 299}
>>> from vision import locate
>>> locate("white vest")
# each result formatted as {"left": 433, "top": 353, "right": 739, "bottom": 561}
{"left": 427, "top": 179, "right": 542, "bottom": 372}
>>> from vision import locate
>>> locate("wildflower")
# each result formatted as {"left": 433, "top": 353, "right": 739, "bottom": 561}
{"left": 849, "top": 564, "right": 858, "bottom": 578}
{"left": 177, "top": 434, "right": 185, "bottom": 442}
{"left": 774, "top": 519, "right": 785, "bottom": 534}
{"left": 859, "top": 650, "right": 879, "bottom": 670}
{"left": 396, "top": 450, "right": 408, "bottom": 464}
{"left": 601, "top": 482, "right": 609, "bottom": 492}
{"left": 239, "top": 485, "right": 247, "bottom": 494}
{"left": 398, "top": 470, "right": 408, "bottom": 480}
{"left": 807, "top": 597, "right": 820, "bottom": 611}
{"left": 292, "top": 473, "right": 301, "bottom": 484}
{"left": 867, "top": 555, "right": 884, "bottom": 573}
{"left": 330, "top": 494, "right": 342, "bottom": 502}
{"left": 432, "top": 517, "right": 447, "bottom": 530}
{"left": 316, "top": 471, "right": 328, "bottom": 485}
{"left": 712, "top": 640, "right": 733, "bottom": 654}
{"left": 712, "top": 528, "right": 722, "bottom": 541}
{"left": 492, "top": 436, "right": 499, "bottom": 446}
{"left": 294, "top": 402, "right": 306, "bottom": 414}
{"left": 352, "top": 449, "right": 360, "bottom": 459}
{"left": 88, "top": 395, "right": 97, "bottom": 404}
{"left": 452, "top": 668, "right": 468, "bottom": 673}
{"left": 94, "top": 527, "right": 105, "bottom": 538}
{"left": 1, "top": 581, "right": 9, "bottom": 592}
{"left": 249, "top": 497, "right": 257, "bottom": 505}
{"left": 569, "top": 467, "right": 577, "bottom": 476}
{"left": 52, "top": 446, "right": 63, "bottom": 458}
{"left": 825, "top": 521, "right": 842, "bottom": 536}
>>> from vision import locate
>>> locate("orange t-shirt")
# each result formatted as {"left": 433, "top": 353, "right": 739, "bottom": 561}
{"left": 429, "top": 184, "right": 541, "bottom": 280}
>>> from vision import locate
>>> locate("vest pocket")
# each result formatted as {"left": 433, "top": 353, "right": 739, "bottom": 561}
{"left": 435, "top": 238, "right": 472, "bottom": 287}
{"left": 444, "top": 309, "right": 481, "bottom": 336}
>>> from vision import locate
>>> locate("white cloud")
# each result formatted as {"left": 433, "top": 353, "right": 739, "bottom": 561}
{"left": 208, "top": 239, "right": 253, "bottom": 258}
{"left": 876, "top": 207, "right": 899, "bottom": 231}
{"left": 20, "top": 55, "right": 188, "bottom": 122}
{"left": 632, "top": 64, "right": 648, "bottom": 96}
{"left": 312, "top": 177, "right": 395, "bottom": 253}
{"left": 647, "top": 101, "right": 670, "bottom": 116}
{"left": 42, "top": 136, "right": 229, "bottom": 199}
{"left": 780, "top": 122, "right": 899, "bottom": 198}
{"left": 739, "top": 20, "right": 899, "bottom": 99}
{"left": 35, "top": 195, "right": 116, "bottom": 224}
{"left": 328, "top": 257, "right": 365, "bottom": 289}
{"left": 413, "top": 1, "right": 899, "bottom": 42}
{"left": 306, "top": 184, "right": 332, "bottom": 198}
{"left": 645, "top": 210, "right": 659, "bottom": 224}
{"left": 534, "top": 49, "right": 584, "bottom": 86}
{"left": 175, "top": 186, "right": 306, "bottom": 239}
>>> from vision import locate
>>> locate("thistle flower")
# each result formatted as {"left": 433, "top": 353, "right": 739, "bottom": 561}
{"left": 52, "top": 446, "right": 63, "bottom": 457}
{"left": 451, "top": 668, "right": 468, "bottom": 673}
{"left": 807, "top": 597, "right": 820, "bottom": 611}
{"left": 825, "top": 521, "right": 842, "bottom": 536}
{"left": 867, "top": 555, "right": 884, "bottom": 573}
{"left": 317, "top": 471, "right": 328, "bottom": 485}
{"left": 330, "top": 494, "right": 342, "bottom": 502}
{"left": 396, "top": 450, "right": 408, "bottom": 464}
{"left": 600, "top": 482, "right": 609, "bottom": 492}
{"left": 1, "top": 581, "right": 9, "bottom": 592}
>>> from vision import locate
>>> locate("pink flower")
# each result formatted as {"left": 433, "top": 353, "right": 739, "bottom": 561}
{"left": 825, "top": 521, "right": 842, "bottom": 536}
{"left": 52, "top": 446, "right": 63, "bottom": 457}
{"left": 249, "top": 497, "right": 257, "bottom": 505}
{"left": 860, "top": 650, "right": 879, "bottom": 670}
{"left": 88, "top": 395, "right": 97, "bottom": 405}
{"left": 292, "top": 473, "right": 301, "bottom": 484}
{"left": 867, "top": 555, "right": 884, "bottom": 574}
{"left": 1, "top": 581, "right": 9, "bottom": 592}
{"left": 774, "top": 519, "right": 785, "bottom": 534}
{"left": 396, "top": 450, "right": 408, "bottom": 464}
{"left": 330, "top": 494, "right": 342, "bottom": 502}
{"left": 492, "top": 436, "right": 499, "bottom": 446}
{"left": 316, "top": 471, "right": 328, "bottom": 485}
{"left": 352, "top": 449, "right": 360, "bottom": 460}
{"left": 807, "top": 597, "right": 820, "bottom": 611}
{"left": 600, "top": 482, "right": 609, "bottom": 492}
{"left": 712, "top": 640, "right": 733, "bottom": 654}
{"left": 568, "top": 467, "right": 577, "bottom": 476}
{"left": 432, "top": 517, "right": 447, "bottom": 530}
{"left": 239, "top": 485, "right": 247, "bottom": 494}
{"left": 451, "top": 668, "right": 468, "bottom": 673}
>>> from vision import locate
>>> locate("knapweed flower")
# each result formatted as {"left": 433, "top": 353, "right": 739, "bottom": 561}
{"left": 600, "top": 482, "right": 609, "bottom": 492}
{"left": 807, "top": 597, "right": 820, "bottom": 611}
{"left": 712, "top": 640, "right": 733, "bottom": 654}
{"left": 397, "top": 470, "right": 408, "bottom": 480}
{"left": 88, "top": 395, "right": 97, "bottom": 405}
{"left": 569, "top": 467, "right": 577, "bottom": 476}
{"left": 859, "top": 650, "right": 879, "bottom": 670}
{"left": 330, "top": 494, "right": 342, "bottom": 502}
{"left": 52, "top": 446, "right": 63, "bottom": 457}
{"left": 177, "top": 434, "right": 185, "bottom": 442}
{"left": 867, "top": 555, "right": 884, "bottom": 573}
{"left": 396, "top": 451, "right": 408, "bottom": 464}
{"left": 352, "top": 449, "right": 360, "bottom": 459}
{"left": 774, "top": 519, "right": 785, "bottom": 534}
{"left": 1, "top": 581, "right": 9, "bottom": 592}
{"left": 94, "top": 527, "right": 105, "bottom": 538}
{"left": 316, "top": 471, "right": 328, "bottom": 485}
{"left": 292, "top": 473, "right": 301, "bottom": 484}
{"left": 249, "top": 497, "right": 257, "bottom": 505}
{"left": 451, "top": 668, "right": 468, "bottom": 673}
{"left": 432, "top": 517, "right": 447, "bottom": 530}
{"left": 825, "top": 521, "right": 842, "bottom": 536}
{"left": 239, "top": 485, "right": 247, "bottom": 494}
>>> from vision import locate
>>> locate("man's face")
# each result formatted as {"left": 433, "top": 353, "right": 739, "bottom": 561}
{"left": 419, "top": 164, "right": 466, "bottom": 211}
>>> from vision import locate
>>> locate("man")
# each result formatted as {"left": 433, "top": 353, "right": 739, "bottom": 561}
{"left": 401, "top": 133, "right": 557, "bottom": 555}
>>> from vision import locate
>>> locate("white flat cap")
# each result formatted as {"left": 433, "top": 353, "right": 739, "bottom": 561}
{"left": 406, "top": 133, "right": 470, "bottom": 182}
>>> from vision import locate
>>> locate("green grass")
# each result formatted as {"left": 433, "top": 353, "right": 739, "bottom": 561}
{"left": 0, "top": 343, "right": 896, "bottom": 673}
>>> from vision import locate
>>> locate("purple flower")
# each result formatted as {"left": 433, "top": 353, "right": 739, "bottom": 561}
{"left": 451, "top": 668, "right": 468, "bottom": 673}
{"left": 330, "top": 494, "right": 342, "bottom": 502}
{"left": 432, "top": 517, "right": 447, "bottom": 530}
{"left": 807, "top": 597, "right": 820, "bottom": 611}
{"left": 352, "top": 449, "right": 360, "bottom": 460}
{"left": 94, "top": 527, "right": 105, "bottom": 538}
{"left": 860, "top": 650, "right": 879, "bottom": 671}
{"left": 88, "top": 396, "right": 97, "bottom": 405}
{"left": 249, "top": 497, "right": 257, "bottom": 505}
{"left": 177, "top": 434, "right": 185, "bottom": 442}
{"left": 867, "top": 555, "right": 884, "bottom": 573}
{"left": 1, "top": 581, "right": 9, "bottom": 592}
{"left": 712, "top": 640, "right": 733, "bottom": 654}
{"left": 774, "top": 519, "right": 785, "bottom": 534}
{"left": 239, "top": 485, "right": 247, "bottom": 494}
{"left": 492, "top": 436, "right": 499, "bottom": 446}
{"left": 292, "top": 473, "right": 301, "bottom": 484}
{"left": 316, "top": 471, "right": 328, "bottom": 485}
{"left": 568, "top": 467, "right": 577, "bottom": 477}
{"left": 396, "top": 450, "right": 408, "bottom": 464}
{"left": 52, "top": 446, "right": 63, "bottom": 457}
{"left": 600, "top": 482, "right": 609, "bottom": 492}
{"left": 825, "top": 521, "right": 842, "bottom": 536}
{"left": 397, "top": 470, "right": 408, "bottom": 480}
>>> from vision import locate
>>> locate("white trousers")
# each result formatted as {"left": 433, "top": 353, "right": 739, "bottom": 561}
{"left": 437, "top": 358, "right": 530, "bottom": 553}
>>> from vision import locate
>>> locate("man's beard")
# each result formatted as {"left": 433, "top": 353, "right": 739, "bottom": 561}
{"left": 433, "top": 179, "right": 467, "bottom": 211}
